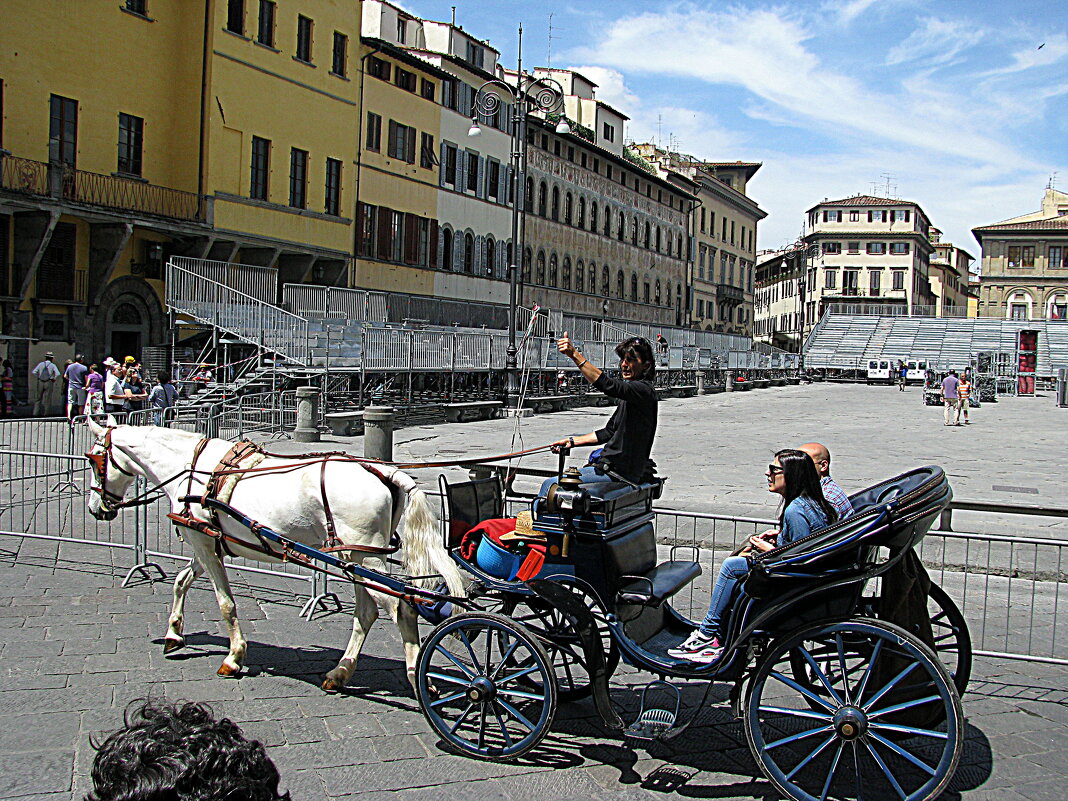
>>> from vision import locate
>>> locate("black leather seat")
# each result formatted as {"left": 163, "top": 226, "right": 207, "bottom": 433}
{"left": 618, "top": 560, "right": 702, "bottom": 606}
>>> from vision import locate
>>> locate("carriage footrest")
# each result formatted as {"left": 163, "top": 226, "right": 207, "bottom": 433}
{"left": 625, "top": 680, "right": 681, "bottom": 742}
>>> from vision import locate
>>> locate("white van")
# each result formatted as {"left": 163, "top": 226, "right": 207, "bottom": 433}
{"left": 905, "top": 359, "right": 929, "bottom": 384}
{"left": 866, "top": 358, "right": 897, "bottom": 384}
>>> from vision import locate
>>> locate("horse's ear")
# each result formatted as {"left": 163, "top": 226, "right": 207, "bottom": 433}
{"left": 86, "top": 417, "right": 105, "bottom": 436}
{"left": 105, "top": 414, "right": 119, "bottom": 428}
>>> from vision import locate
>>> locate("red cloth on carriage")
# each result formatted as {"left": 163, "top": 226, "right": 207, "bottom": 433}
{"left": 459, "top": 518, "right": 547, "bottom": 581}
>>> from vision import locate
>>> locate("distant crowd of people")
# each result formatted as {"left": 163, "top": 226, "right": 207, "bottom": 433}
{"left": 23, "top": 352, "right": 181, "bottom": 424}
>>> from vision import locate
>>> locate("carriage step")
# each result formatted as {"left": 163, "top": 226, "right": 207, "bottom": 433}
{"left": 624, "top": 680, "right": 681, "bottom": 742}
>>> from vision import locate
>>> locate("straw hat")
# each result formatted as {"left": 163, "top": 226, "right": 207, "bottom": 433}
{"left": 103, "top": 357, "right": 118, "bottom": 367}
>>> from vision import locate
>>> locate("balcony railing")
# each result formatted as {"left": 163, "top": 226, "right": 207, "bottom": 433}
{"left": 716, "top": 283, "right": 745, "bottom": 303}
{"left": 0, "top": 155, "right": 205, "bottom": 223}
{"left": 36, "top": 269, "right": 88, "bottom": 303}
{"left": 1, "top": 154, "right": 48, "bottom": 196}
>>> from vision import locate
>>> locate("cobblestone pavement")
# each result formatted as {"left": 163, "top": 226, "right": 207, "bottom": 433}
{"left": 2, "top": 383, "right": 1067, "bottom": 799}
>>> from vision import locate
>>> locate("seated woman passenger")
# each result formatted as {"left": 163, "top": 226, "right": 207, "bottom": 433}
{"left": 669, "top": 448, "right": 839, "bottom": 663}
{"left": 547, "top": 333, "right": 657, "bottom": 487}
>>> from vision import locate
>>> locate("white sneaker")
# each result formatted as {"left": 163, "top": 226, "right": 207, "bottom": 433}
{"left": 668, "top": 631, "right": 720, "bottom": 660}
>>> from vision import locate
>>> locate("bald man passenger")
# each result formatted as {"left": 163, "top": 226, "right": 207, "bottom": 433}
{"left": 799, "top": 442, "right": 854, "bottom": 520}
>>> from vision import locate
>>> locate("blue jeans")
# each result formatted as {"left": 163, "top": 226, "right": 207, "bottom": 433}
{"left": 538, "top": 464, "right": 614, "bottom": 497}
{"left": 697, "top": 556, "right": 751, "bottom": 638}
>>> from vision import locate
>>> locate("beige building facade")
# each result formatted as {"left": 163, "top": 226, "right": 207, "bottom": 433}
{"left": 927, "top": 228, "right": 973, "bottom": 317}
{"left": 754, "top": 245, "right": 807, "bottom": 351}
{"left": 972, "top": 188, "right": 1068, "bottom": 321}
{"left": 801, "top": 195, "right": 936, "bottom": 337}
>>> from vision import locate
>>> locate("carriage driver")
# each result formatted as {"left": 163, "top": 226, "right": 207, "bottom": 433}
{"left": 548, "top": 333, "right": 658, "bottom": 487}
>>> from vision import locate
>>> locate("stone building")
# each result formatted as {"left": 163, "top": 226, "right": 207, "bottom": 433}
{"left": 927, "top": 228, "right": 973, "bottom": 317}
{"left": 972, "top": 188, "right": 1068, "bottom": 321}
{"left": 801, "top": 194, "right": 936, "bottom": 337}
{"left": 517, "top": 70, "right": 694, "bottom": 327}
{"left": 754, "top": 245, "right": 807, "bottom": 351}
{"left": 634, "top": 148, "right": 765, "bottom": 335}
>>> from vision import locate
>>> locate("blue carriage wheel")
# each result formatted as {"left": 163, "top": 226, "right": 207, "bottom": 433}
{"left": 415, "top": 611, "right": 557, "bottom": 761}
{"left": 746, "top": 619, "right": 963, "bottom": 801}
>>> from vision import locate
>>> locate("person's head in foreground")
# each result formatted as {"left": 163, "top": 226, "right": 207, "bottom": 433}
{"left": 86, "top": 699, "right": 290, "bottom": 801}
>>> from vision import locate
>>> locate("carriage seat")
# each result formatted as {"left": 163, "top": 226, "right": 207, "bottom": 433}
{"left": 617, "top": 561, "right": 702, "bottom": 606}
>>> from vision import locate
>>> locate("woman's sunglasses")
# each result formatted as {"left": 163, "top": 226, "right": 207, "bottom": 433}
{"left": 766, "top": 465, "right": 784, "bottom": 476}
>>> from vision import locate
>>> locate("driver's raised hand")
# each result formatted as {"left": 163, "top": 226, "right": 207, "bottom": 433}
{"left": 557, "top": 332, "right": 576, "bottom": 358}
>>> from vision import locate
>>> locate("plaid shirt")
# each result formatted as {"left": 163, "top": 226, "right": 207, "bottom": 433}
{"left": 821, "top": 476, "right": 854, "bottom": 520}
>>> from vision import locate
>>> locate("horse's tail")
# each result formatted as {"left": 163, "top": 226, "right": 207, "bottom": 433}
{"left": 385, "top": 470, "right": 465, "bottom": 596}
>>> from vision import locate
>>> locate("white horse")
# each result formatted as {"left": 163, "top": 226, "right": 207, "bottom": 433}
{"left": 84, "top": 417, "right": 465, "bottom": 692}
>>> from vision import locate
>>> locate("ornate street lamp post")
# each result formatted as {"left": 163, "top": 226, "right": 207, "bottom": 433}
{"left": 468, "top": 25, "right": 570, "bottom": 412}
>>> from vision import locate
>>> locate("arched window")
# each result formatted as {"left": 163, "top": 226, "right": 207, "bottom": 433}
{"left": 111, "top": 302, "right": 142, "bottom": 325}
{"left": 525, "top": 178, "right": 534, "bottom": 211}
{"left": 562, "top": 257, "right": 571, "bottom": 290}
{"left": 548, "top": 254, "right": 558, "bottom": 287}
{"left": 538, "top": 182, "right": 547, "bottom": 217}
{"left": 590, "top": 202, "right": 598, "bottom": 232}
{"left": 577, "top": 198, "right": 586, "bottom": 228}
{"left": 506, "top": 241, "right": 513, "bottom": 272}
{"left": 536, "top": 251, "right": 546, "bottom": 285}
{"left": 486, "top": 237, "right": 496, "bottom": 278}
{"left": 630, "top": 273, "right": 639, "bottom": 301}
{"left": 644, "top": 221, "right": 651, "bottom": 249}
{"left": 643, "top": 280, "right": 650, "bottom": 304}
{"left": 617, "top": 211, "right": 625, "bottom": 241}
{"left": 616, "top": 269, "right": 625, "bottom": 298}
{"left": 564, "top": 193, "right": 573, "bottom": 225}
{"left": 602, "top": 265, "right": 610, "bottom": 296}
{"left": 575, "top": 259, "right": 584, "bottom": 293}
{"left": 655, "top": 279, "right": 662, "bottom": 305}
{"left": 603, "top": 206, "right": 612, "bottom": 237}
{"left": 632, "top": 216, "right": 639, "bottom": 246}
{"left": 656, "top": 226, "right": 662, "bottom": 252}
{"left": 442, "top": 228, "right": 454, "bottom": 271}
{"left": 591, "top": 264, "right": 598, "bottom": 295}
{"left": 551, "top": 186, "right": 560, "bottom": 221}
{"left": 522, "top": 247, "right": 532, "bottom": 284}
{"left": 463, "top": 232, "right": 475, "bottom": 273}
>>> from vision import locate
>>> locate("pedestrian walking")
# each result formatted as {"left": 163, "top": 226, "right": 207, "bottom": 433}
{"left": 1, "top": 358, "right": 15, "bottom": 416}
{"left": 898, "top": 360, "right": 908, "bottom": 391}
{"left": 31, "top": 351, "right": 61, "bottom": 416}
{"left": 84, "top": 364, "right": 105, "bottom": 418}
{"left": 941, "top": 369, "right": 961, "bottom": 426}
{"left": 957, "top": 374, "right": 972, "bottom": 425}
{"left": 148, "top": 371, "right": 180, "bottom": 426}
{"left": 64, "top": 354, "right": 88, "bottom": 422}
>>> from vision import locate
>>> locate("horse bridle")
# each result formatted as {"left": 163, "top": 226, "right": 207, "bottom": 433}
{"left": 86, "top": 427, "right": 136, "bottom": 509}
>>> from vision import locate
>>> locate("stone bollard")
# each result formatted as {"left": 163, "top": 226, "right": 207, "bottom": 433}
{"left": 696, "top": 372, "right": 705, "bottom": 395}
{"left": 363, "top": 406, "right": 395, "bottom": 462}
{"left": 724, "top": 371, "right": 734, "bottom": 392}
{"left": 293, "top": 386, "right": 321, "bottom": 442}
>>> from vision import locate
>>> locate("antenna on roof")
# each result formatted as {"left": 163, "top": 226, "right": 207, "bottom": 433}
{"left": 880, "top": 172, "right": 897, "bottom": 198}
{"left": 1049, "top": 172, "right": 1059, "bottom": 190}
{"left": 547, "top": 13, "right": 555, "bottom": 68}
{"left": 656, "top": 113, "right": 663, "bottom": 149}
{"left": 451, "top": 6, "right": 456, "bottom": 26}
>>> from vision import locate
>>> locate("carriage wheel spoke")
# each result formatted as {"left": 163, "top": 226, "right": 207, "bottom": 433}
{"left": 430, "top": 690, "right": 467, "bottom": 708}
{"left": 427, "top": 670, "right": 473, "bottom": 688}
{"left": 496, "top": 663, "right": 542, "bottom": 685}
{"left": 861, "top": 738, "right": 908, "bottom": 799}
{"left": 867, "top": 694, "right": 941, "bottom": 719}
{"left": 785, "top": 732, "right": 838, "bottom": 781}
{"left": 457, "top": 629, "right": 484, "bottom": 675}
{"left": 819, "top": 741, "right": 847, "bottom": 801}
{"left": 491, "top": 704, "right": 514, "bottom": 748}
{"left": 867, "top": 732, "right": 938, "bottom": 775}
{"left": 869, "top": 722, "right": 948, "bottom": 740}
{"left": 477, "top": 702, "right": 487, "bottom": 750}
{"left": 862, "top": 662, "right": 918, "bottom": 712}
{"left": 449, "top": 703, "right": 476, "bottom": 734}
{"left": 854, "top": 639, "right": 883, "bottom": 702}
{"left": 759, "top": 705, "right": 831, "bottom": 721}
{"left": 835, "top": 635, "right": 853, "bottom": 703}
{"left": 496, "top": 687, "right": 548, "bottom": 701}
{"left": 770, "top": 671, "right": 838, "bottom": 713}
{"left": 766, "top": 724, "right": 834, "bottom": 751}
{"left": 496, "top": 698, "right": 538, "bottom": 732}
{"left": 799, "top": 645, "right": 846, "bottom": 706}
{"left": 490, "top": 638, "right": 522, "bottom": 680}
{"left": 434, "top": 646, "right": 476, "bottom": 679}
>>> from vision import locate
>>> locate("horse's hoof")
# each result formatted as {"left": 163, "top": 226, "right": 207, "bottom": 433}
{"left": 217, "top": 662, "right": 241, "bottom": 678}
{"left": 321, "top": 670, "right": 347, "bottom": 693}
{"left": 163, "top": 637, "right": 185, "bottom": 655}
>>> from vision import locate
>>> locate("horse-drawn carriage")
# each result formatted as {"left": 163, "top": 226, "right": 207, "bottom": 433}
{"left": 421, "top": 459, "right": 970, "bottom": 801}
{"left": 85, "top": 420, "right": 969, "bottom": 801}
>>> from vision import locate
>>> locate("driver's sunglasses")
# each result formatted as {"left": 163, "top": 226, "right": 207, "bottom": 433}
{"left": 766, "top": 465, "right": 784, "bottom": 476}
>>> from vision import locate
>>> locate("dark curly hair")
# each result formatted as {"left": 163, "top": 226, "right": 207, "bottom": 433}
{"left": 86, "top": 700, "right": 290, "bottom": 801}
{"left": 614, "top": 336, "right": 655, "bottom": 379}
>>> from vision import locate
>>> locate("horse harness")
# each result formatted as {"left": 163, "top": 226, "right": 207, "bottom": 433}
{"left": 86, "top": 428, "right": 137, "bottom": 508}
{"left": 167, "top": 439, "right": 402, "bottom": 563}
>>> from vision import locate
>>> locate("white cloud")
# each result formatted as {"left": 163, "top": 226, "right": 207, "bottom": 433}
{"left": 885, "top": 17, "right": 984, "bottom": 66}
{"left": 826, "top": 0, "right": 879, "bottom": 27}
{"left": 566, "top": 65, "right": 640, "bottom": 115}
{"left": 979, "top": 32, "right": 1068, "bottom": 77}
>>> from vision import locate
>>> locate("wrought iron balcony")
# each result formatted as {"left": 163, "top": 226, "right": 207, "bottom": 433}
{"left": 716, "top": 283, "right": 745, "bottom": 303}
{"left": 1, "top": 154, "right": 205, "bottom": 223}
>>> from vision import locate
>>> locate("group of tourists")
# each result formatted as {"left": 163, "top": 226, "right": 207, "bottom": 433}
{"left": 939, "top": 369, "right": 972, "bottom": 426}
{"left": 26, "top": 352, "right": 180, "bottom": 424}
{"left": 550, "top": 331, "right": 857, "bottom": 665}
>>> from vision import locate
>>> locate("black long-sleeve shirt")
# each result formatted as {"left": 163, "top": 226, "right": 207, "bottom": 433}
{"left": 591, "top": 373, "right": 657, "bottom": 483}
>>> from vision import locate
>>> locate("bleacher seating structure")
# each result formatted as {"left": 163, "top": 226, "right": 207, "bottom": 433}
{"left": 804, "top": 315, "right": 1068, "bottom": 375}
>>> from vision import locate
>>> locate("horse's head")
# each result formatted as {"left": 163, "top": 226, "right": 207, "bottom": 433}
{"left": 85, "top": 416, "right": 138, "bottom": 521}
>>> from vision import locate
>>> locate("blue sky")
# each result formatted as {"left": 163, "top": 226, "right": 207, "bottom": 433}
{"left": 405, "top": 0, "right": 1067, "bottom": 262}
